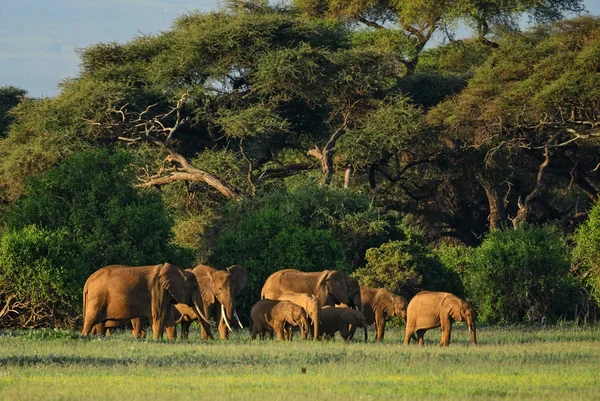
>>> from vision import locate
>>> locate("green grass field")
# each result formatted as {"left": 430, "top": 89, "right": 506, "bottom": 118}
{"left": 0, "top": 324, "right": 598, "bottom": 400}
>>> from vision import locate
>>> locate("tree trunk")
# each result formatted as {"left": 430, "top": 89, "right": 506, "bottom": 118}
{"left": 476, "top": 172, "right": 506, "bottom": 231}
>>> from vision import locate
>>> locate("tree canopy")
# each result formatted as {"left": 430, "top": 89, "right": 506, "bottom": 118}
{"left": 0, "top": 3, "right": 599, "bottom": 327}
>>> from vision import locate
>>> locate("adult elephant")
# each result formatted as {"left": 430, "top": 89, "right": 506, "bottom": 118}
{"left": 262, "top": 269, "right": 360, "bottom": 310}
{"left": 174, "top": 264, "right": 248, "bottom": 340}
{"left": 81, "top": 263, "right": 208, "bottom": 340}
{"left": 360, "top": 287, "right": 408, "bottom": 341}
{"left": 404, "top": 291, "right": 477, "bottom": 346}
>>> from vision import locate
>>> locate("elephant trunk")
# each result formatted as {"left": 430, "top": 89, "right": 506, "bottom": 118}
{"left": 300, "top": 313, "right": 309, "bottom": 341}
{"left": 363, "top": 324, "right": 368, "bottom": 343}
{"left": 312, "top": 309, "right": 320, "bottom": 340}
{"left": 469, "top": 324, "right": 477, "bottom": 345}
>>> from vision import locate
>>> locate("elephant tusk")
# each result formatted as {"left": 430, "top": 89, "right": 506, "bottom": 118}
{"left": 234, "top": 310, "right": 244, "bottom": 329}
{"left": 221, "top": 304, "right": 233, "bottom": 332}
{"left": 193, "top": 303, "right": 210, "bottom": 324}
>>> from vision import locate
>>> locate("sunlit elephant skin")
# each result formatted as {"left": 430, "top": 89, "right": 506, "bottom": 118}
{"left": 81, "top": 263, "right": 207, "bottom": 340}
{"left": 404, "top": 291, "right": 477, "bottom": 346}
{"left": 89, "top": 319, "right": 146, "bottom": 338}
{"left": 261, "top": 269, "right": 352, "bottom": 309}
{"left": 320, "top": 306, "right": 368, "bottom": 342}
{"left": 251, "top": 300, "right": 309, "bottom": 341}
{"left": 277, "top": 291, "right": 321, "bottom": 339}
{"left": 173, "top": 264, "right": 248, "bottom": 340}
{"left": 360, "top": 287, "right": 407, "bottom": 341}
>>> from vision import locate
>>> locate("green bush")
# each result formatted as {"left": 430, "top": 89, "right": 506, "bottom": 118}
{"left": 572, "top": 200, "right": 600, "bottom": 307}
{"left": 220, "top": 183, "right": 403, "bottom": 268}
{"left": 0, "top": 226, "right": 87, "bottom": 328}
{"left": 465, "top": 225, "right": 579, "bottom": 324}
{"left": 208, "top": 206, "right": 347, "bottom": 323}
{"left": 1, "top": 149, "right": 193, "bottom": 327}
{"left": 5, "top": 148, "right": 193, "bottom": 269}
{"left": 353, "top": 228, "right": 464, "bottom": 299}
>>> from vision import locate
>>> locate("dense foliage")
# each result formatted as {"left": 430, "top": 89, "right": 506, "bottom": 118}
{"left": 0, "top": 3, "right": 599, "bottom": 328}
{"left": 354, "top": 231, "right": 464, "bottom": 299}
{"left": 0, "top": 149, "right": 192, "bottom": 328}
{"left": 464, "top": 226, "right": 578, "bottom": 324}
{"left": 573, "top": 200, "right": 600, "bottom": 306}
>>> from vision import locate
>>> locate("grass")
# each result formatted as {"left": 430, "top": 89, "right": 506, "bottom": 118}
{"left": 0, "top": 324, "right": 598, "bottom": 400}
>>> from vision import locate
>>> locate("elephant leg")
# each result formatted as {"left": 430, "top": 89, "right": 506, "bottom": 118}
{"left": 403, "top": 326, "right": 415, "bottom": 345}
{"left": 81, "top": 307, "right": 104, "bottom": 336}
{"left": 180, "top": 321, "right": 191, "bottom": 340}
{"left": 131, "top": 318, "right": 143, "bottom": 339}
{"left": 199, "top": 318, "right": 214, "bottom": 340}
{"left": 275, "top": 322, "right": 286, "bottom": 341}
{"left": 89, "top": 322, "right": 105, "bottom": 336}
{"left": 440, "top": 320, "right": 452, "bottom": 346}
{"left": 218, "top": 319, "right": 229, "bottom": 340}
{"left": 375, "top": 310, "right": 386, "bottom": 341}
{"left": 416, "top": 329, "right": 426, "bottom": 346}
{"left": 347, "top": 324, "right": 357, "bottom": 341}
{"left": 166, "top": 325, "right": 177, "bottom": 341}
{"left": 340, "top": 324, "right": 349, "bottom": 341}
{"left": 151, "top": 319, "right": 166, "bottom": 340}
{"left": 252, "top": 323, "right": 259, "bottom": 340}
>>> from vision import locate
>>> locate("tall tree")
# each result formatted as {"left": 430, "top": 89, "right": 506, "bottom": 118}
{"left": 294, "top": 0, "right": 584, "bottom": 74}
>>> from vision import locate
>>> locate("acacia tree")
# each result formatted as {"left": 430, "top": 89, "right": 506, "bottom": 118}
{"left": 294, "top": 0, "right": 584, "bottom": 74}
{"left": 427, "top": 16, "right": 600, "bottom": 233}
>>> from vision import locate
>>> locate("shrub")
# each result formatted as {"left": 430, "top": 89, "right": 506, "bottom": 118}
{"left": 208, "top": 206, "right": 347, "bottom": 323}
{"left": 0, "top": 226, "right": 87, "bottom": 328}
{"left": 465, "top": 225, "right": 578, "bottom": 324}
{"left": 572, "top": 200, "right": 600, "bottom": 308}
{"left": 5, "top": 148, "right": 193, "bottom": 269}
{"left": 0, "top": 149, "right": 193, "bottom": 327}
{"left": 353, "top": 227, "right": 464, "bottom": 299}
{"left": 219, "top": 183, "right": 403, "bottom": 268}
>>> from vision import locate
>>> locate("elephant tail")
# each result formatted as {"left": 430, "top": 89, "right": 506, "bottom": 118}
{"left": 82, "top": 284, "right": 89, "bottom": 323}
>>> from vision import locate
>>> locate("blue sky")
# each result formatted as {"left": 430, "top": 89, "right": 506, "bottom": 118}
{"left": 2, "top": 0, "right": 599, "bottom": 98}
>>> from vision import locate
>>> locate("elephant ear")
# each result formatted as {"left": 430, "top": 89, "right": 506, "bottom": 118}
{"left": 159, "top": 263, "right": 187, "bottom": 304}
{"left": 226, "top": 265, "right": 248, "bottom": 296}
{"left": 443, "top": 295, "right": 463, "bottom": 322}
{"left": 195, "top": 269, "right": 216, "bottom": 304}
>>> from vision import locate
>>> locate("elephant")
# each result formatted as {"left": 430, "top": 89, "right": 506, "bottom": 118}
{"left": 89, "top": 319, "right": 146, "bottom": 338}
{"left": 262, "top": 269, "right": 360, "bottom": 309}
{"left": 360, "top": 287, "right": 408, "bottom": 341}
{"left": 81, "top": 263, "right": 209, "bottom": 340}
{"left": 172, "top": 264, "right": 248, "bottom": 340}
{"left": 344, "top": 276, "right": 362, "bottom": 311}
{"left": 277, "top": 291, "right": 321, "bottom": 339}
{"left": 250, "top": 300, "right": 309, "bottom": 341}
{"left": 403, "top": 291, "right": 477, "bottom": 346}
{"left": 319, "top": 306, "right": 368, "bottom": 342}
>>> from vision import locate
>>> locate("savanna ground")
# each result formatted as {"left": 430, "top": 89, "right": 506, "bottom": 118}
{"left": 0, "top": 324, "right": 598, "bottom": 400}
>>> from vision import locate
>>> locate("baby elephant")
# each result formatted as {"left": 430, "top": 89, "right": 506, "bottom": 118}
{"left": 319, "top": 307, "right": 368, "bottom": 342}
{"left": 251, "top": 300, "right": 309, "bottom": 341}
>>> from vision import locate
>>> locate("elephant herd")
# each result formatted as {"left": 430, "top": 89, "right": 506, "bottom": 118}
{"left": 81, "top": 263, "right": 477, "bottom": 346}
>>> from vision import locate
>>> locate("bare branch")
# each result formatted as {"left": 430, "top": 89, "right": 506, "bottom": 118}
{"left": 510, "top": 144, "right": 551, "bottom": 228}
{"left": 239, "top": 139, "right": 255, "bottom": 197}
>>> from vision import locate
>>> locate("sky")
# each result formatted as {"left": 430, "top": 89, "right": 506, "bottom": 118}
{"left": 2, "top": 0, "right": 600, "bottom": 98}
